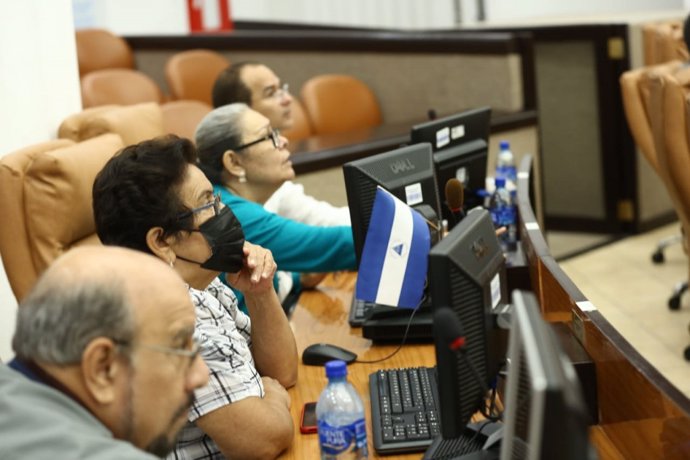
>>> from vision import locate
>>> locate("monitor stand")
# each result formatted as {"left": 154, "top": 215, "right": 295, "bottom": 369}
{"left": 422, "top": 422, "right": 502, "bottom": 460}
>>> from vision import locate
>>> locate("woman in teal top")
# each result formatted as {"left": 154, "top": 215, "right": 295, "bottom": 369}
{"left": 195, "top": 103, "right": 356, "bottom": 311}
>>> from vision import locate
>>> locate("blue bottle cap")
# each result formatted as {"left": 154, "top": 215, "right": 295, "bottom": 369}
{"left": 495, "top": 177, "right": 506, "bottom": 188}
{"left": 499, "top": 140, "right": 510, "bottom": 150}
{"left": 325, "top": 360, "right": 348, "bottom": 379}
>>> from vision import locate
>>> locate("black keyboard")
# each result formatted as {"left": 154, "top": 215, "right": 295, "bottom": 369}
{"left": 369, "top": 367, "right": 441, "bottom": 455}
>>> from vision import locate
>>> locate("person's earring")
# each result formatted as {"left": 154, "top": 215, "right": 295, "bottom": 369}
{"left": 169, "top": 259, "right": 174, "bottom": 268}
{"left": 238, "top": 171, "right": 247, "bottom": 183}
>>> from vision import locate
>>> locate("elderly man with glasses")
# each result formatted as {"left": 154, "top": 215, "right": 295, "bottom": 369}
{"left": 0, "top": 246, "right": 210, "bottom": 459}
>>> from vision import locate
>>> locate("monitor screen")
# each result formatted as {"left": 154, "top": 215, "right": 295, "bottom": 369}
{"left": 343, "top": 143, "right": 441, "bottom": 266}
{"left": 500, "top": 290, "right": 591, "bottom": 460}
{"left": 410, "top": 107, "right": 491, "bottom": 225}
{"left": 429, "top": 208, "right": 508, "bottom": 439}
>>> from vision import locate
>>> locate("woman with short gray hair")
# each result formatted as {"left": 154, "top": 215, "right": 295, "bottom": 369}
{"left": 195, "top": 104, "right": 356, "bottom": 312}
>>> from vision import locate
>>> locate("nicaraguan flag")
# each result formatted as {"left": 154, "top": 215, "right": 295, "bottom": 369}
{"left": 356, "top": 187, "right": 431, "bottom": 308}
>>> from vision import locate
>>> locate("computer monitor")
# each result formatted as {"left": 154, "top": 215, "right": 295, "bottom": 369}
{"left": 500, "top": 290, "right": 591, "bottom": 460}
{"left": 410, "top": 107, "right": 491, "bottom": 225}
{"left": 428, "top": 208, "right": 508, "bottom": 440}
{"left": 343, "top": 143, "right": 442, "bottom": 266}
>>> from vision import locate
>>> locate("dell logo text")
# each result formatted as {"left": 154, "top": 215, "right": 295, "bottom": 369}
{"left": 390, "top": 159, "right": 415, "bottom": 174}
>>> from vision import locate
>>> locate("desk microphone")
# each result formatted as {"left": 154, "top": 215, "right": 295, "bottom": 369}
{"left": 434, "top": 307, "right": 497, "bottom": 420}
{"left": 444, "top": 178, "right": 465, "bottom": 228}
{"left": 433, "top": 307, "right": 466, "bottom": 351}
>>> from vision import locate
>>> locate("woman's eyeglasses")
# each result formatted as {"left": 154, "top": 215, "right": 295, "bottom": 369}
{"left": 234, "top": 129, "right": 281, "bottom": 152}
{"left": 176, "top": 194, "right": 221, "bottom": 221}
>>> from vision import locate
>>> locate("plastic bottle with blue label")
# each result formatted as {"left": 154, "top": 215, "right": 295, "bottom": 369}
{"left": 316, "top": 360, "right": 368, "bottom": 459}
{"left": 490, "top": 177, "right": 517, "bottom": 252}
{"left": 495, "top": 140, "right": 517, "bottom": 187}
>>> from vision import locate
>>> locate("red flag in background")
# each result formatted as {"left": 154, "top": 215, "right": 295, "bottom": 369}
{"left": 187, "top": 0, "right": 233, "bottom": 33}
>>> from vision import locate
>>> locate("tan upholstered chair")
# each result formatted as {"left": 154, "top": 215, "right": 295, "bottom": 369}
{"left": 281, "top": 98, "right": 313, "bottom": 143}
{"left": 161, "top": 100, "right": 213, "bottom": 142}
{"left": 75, "top": 28, "right": 135, "bottom": 77}
{"left": 81, "top": 69, "right": 165, "bottom": 108}
{"left": 165, "top": 49, "right": 230, "bottom": 105}
{"left": 620, "top": 61, "right": 685, "bottom": 264}
{"left": 642, "top": 20, "right": 689, "bottom": 66}
{"left": 0, "top": 134, "right": 124, "bottom": 301}
{"left": 59, "top": 102, "right": 209, "bottom": 145}
{"left": 652, "top": 70, "right": 690, "bottom": 358}
{"left": 59, "top": 103, "right": 164, "bottom": 146}
{"left": 300, "top": 74, "right": 382, "bottom": 135}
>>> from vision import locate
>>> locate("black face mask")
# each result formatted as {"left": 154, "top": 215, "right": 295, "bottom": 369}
{"left": 176, "top": 206, "right": 245, "bottom": 273}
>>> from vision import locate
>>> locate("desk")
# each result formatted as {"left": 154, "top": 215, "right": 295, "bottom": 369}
{"left": 281, "top": 272, "right": 436, "bottom": 459}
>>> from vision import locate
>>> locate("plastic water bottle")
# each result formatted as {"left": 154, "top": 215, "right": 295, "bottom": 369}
{"left": 490, "top": 177, "right": 517, "bottom": 252}
{"left": 495, "top": 140, "right": 517, "bottom": 189}
{"left": 316, "top": 360, "right": 368, "bottom": 459}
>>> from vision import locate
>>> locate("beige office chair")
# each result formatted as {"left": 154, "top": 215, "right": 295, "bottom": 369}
{"left": 81, "top": 69, "right": 165, "bottom": 108}
{"left": 653, "top": 70, "right": 690, "bottom": 358}
{"left": 161, "top": 100, "right": 213, "bottom": 142}
{"left": 0, "top": 134, "right": 124, "bottom": 302}
{"left": 59, "top": 103, "right": 165, "bottom": 146}
{"left": 620, "top": 61, "right": 685, "bottom": 264}
{"left": 300, "top": 74, "right": 382, "bottom": 135}
{"left": 165, "top": 49, "right": 230, "bottom": 105}
{"left": 75, "top": 28, "right": 135, "bottom": 77}
{"left": 642, "top": 20, "right": 689, "bottom": 66}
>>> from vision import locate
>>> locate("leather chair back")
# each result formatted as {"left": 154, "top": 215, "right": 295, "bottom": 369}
{"left": 281, "top": 98, "right": 313, "bottom": 143}
{"left": 59, "top": 103, "right": 164, "bottom": 146}
{"left": 657, "top": 70, "right": 690, "bottom": 235}
{"left": 165, "top": 49, "right": 230, "bottom": 105}
{"left": 81, "top": 69, "right": 164, "bottom": 108}
{"left": 161, "top": 100, "right": 213, "bottom": 142}
{"left": 300, "top": 74, "right": 382, "bottom": 135}
{"left": 75, "top": 28, "right": 135, "bottom": 77}
{"left": 620, "top": 60, "right": 683, "bottom": 174}
{"left": 0, "top": 134, "right": 124, "bottom": 301}
{"left": 643, "top": 20, "right": 689, "bottom": 66}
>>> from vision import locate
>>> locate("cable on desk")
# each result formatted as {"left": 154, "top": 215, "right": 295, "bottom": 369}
{"left": 354, "top": 301, "right": 422, "bottom": 364}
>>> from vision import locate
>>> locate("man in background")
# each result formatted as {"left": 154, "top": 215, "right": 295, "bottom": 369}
{"left": 212, "top": 61, "right": 350, "bottom": 226}
{"left": 0, "top": 246, "right": 209, "bottom": 459}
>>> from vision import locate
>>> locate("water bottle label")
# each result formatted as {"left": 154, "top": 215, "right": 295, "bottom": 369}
{"left": 318, "top": 418, "right": 368, "bottom": 457}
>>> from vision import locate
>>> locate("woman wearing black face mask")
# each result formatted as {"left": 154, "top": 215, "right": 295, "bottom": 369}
{"left": 92, "top": 135, "right": 297, "bottom": 460}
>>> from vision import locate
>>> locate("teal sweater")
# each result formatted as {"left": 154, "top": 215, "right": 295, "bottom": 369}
{"left": 214, "top": 186, "right": 357, "bottom": 311}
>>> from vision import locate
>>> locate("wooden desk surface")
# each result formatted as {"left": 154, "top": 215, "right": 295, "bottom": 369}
{"left": 280, "top": 272, "right": 436, "bottom": 460}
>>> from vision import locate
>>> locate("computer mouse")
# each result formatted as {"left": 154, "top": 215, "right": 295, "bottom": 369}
{"left": 302, "top": 343, "right": 358, "bottom": 366}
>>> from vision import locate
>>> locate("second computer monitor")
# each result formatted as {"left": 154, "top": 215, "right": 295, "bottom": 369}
{"left": 500, "top": 290, "right": 591, "bottom": 460}
{"left": 343, "top": 143, "right": 442, "bottom": 266}
{"left": 429, "top": 208, "right": 508, "bottom": 440}
{"left": 410, "top": 107, "right": 491, "bottom": 223}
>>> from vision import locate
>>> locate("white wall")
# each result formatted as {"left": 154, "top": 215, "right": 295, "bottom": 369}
{"left": 486, "top": 0, "right": 684, "bottom": 22}
{"left": 72, "top": 0, "right": 688, "bottom": 34}
{"left": 0, "top": 0, "right": 82, "bottom": 360}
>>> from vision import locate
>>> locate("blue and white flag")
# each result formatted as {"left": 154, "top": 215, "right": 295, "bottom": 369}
{"left": 356, "top": 186, "right": 431, "bottom": 309}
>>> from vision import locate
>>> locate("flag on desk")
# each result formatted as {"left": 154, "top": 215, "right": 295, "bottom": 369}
{"left": 356, "top": 187, "right": 431, "bottom": 308}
